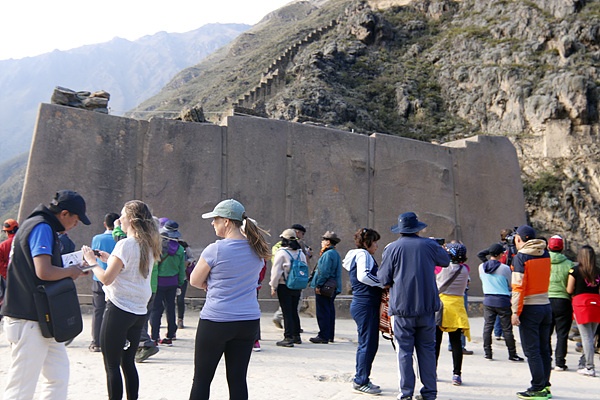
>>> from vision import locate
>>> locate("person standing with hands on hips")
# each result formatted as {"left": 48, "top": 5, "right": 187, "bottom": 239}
{"left": 82, "top": 200, "right": 162, "bottom": 400}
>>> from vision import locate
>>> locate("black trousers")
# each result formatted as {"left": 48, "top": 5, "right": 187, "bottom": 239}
{"left": 101, "top": 301, "right": 146, "bottom": 400}
{"left": 483, "top": 305, "right": 518, "bottom": 358}
{"left": 92, "top": 280, "right": 106, "bottom": 347}
{"left": 189, "top": 318, "right": 259, "bottom": 400}
{"left": 435, "top": 326, "right": 463, "bottom": 375}
{"left": 277, "top": 284, "right": 301, "bottom": 339}
{"left": 549, "top": 297, "right": 573, "bottom": 367}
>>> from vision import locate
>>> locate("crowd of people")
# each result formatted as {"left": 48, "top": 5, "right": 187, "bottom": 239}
{"left": 1, "top": 190, "right": 599, "bottom": 400}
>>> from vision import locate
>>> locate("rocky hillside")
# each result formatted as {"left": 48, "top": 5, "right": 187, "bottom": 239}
{"left": 133, "top": 0, "right": 600, "bottom": 252}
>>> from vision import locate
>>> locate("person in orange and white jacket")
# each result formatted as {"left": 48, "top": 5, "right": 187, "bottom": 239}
{"left": 510, "top": 225, "right": 552, "bottom": 400}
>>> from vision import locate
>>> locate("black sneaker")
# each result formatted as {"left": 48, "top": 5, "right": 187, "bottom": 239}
{"left": 292, "top": 336, "right": 302, "bottom": 344}
{"left": 516, "top": 389, "right": 548, "bottom": 399}
{"left": 135, "top": 346, "right": 159, "bottom": 362}
{"left": 309, "top": 336, "right": 329, "bottom": 344}
{"left": 276, "top": 338, "right": 294, "bottom": 347}
{"left": 509, "top": 355, "right": 525, "bottom": 362}
{"left": 352, "top": 382, "right": 382, "bottom": 395}
{"left": 484, "top": 354, "right": 493, "bottom": 360}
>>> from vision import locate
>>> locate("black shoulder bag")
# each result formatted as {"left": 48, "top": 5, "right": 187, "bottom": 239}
{"left": 33, "top": 277, "right": 83, "bottom": 342}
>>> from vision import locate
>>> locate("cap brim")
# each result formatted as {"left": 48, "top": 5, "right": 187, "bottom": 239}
{"left": 202, "top": 212, "right": 218, "bottom": 219}
{"left": 79, "top": 214, "right": 91, "bottom": 225}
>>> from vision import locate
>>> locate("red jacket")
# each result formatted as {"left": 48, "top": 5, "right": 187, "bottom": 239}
{"left": 0, "top": 234, "right": 16, "bottom": 279}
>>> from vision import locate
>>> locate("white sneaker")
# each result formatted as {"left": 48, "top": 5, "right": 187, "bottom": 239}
{"left": 577, "top": 367, "right": 596, "bottom": 377}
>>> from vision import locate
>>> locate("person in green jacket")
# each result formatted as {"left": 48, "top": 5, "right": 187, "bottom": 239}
{"left": 548, "top": 235, "right": 573, "bottom": 371}
{"left": 150, "top": 220, "right": 186, "bottom": 345}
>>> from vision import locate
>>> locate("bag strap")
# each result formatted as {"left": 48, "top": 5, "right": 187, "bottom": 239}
{"left": 438, "top": 264, "right": 463, "bottom": 294}
{"left": 282, "top": 249, "right": 296, "bottom": 281}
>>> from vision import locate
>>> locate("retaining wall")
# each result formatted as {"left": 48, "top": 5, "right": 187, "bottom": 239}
{"left": 20, "top": 103, "right": 526, "bottom": 301}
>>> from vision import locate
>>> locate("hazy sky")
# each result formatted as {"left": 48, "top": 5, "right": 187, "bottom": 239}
{"left": 0, "top": 0, "right": 292, "bottom": 60}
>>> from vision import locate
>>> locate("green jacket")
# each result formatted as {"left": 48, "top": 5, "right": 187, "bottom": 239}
{"left": 157, "top": 240, "right": 186, "bottom": 287}
{"left": 548, "top": 251, "right": 573, "bottom": 300}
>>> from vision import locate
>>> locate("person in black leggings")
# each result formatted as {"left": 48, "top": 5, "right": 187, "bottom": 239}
{"left": 189, "top": 199, "right": 270, "bottom": 400}
{"left": 101, "top": 302, "right": 146, "bottom": 399}
{"left": 83, "top": 200, "right": 162, "bottom": 400}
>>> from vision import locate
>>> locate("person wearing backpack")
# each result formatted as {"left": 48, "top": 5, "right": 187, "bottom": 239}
{"left": 310, "top": 231, "right": 342, "bottom": 344}
{"left": 269, "top": 229, "right": 308, "bottom": 347}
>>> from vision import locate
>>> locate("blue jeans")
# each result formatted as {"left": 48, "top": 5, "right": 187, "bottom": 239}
{"left": 315, "top": 292, "right": 336, "bottom": 341}
{"left": 393, "top": 314, "right": 437, "bottom": 400}
{"left": 351, "top": 300, "right": 380, "bottom": 386}
{"left": 577, "top": 322, "right": 599, "bottom": 369}
{"left": 518, "top": 304, "right": 552, "bottom": 391}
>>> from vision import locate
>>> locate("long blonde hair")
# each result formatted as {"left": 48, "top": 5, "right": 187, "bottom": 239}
{"left": 123, "top": 200, "right": 161, "bottom": 278}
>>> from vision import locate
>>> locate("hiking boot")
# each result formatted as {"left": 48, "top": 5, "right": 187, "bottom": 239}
{"left": 309, "top": 336, "right": 329, "bottom": 344}
{"left": 516, "top": 389, "right": 549, "bottom": 399}
{"left": 276, "top": 338, "right": 294, "bottom": 347}
{"left": 509, "top": 355, "right": 525, "bottom": 362}
{"left": 484, "top": 354, "right": 493, "bottom": 361}
{"left": 577, "top": 367, "right": 596, "bottom": 377}
{"left": 292, "top": 336, "right": 302, "bottom": 344}
{"left": 177, "top": 318, "right": 184, "bottom": 329}
{"left": 452, "top": 374, "right": 462, "bottom": 386}
{"left": 352, "top": 381, "right": 382, "bottom": 395}
{"left": 159, "top": 338, "right": 173, "bottom": 346}
{"left": 135, "top": 346, "right": 159, "bottom": 362}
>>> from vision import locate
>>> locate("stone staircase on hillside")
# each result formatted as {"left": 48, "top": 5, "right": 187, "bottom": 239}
{"left": 233, "top": 19, "right": 338, "bottom": 115}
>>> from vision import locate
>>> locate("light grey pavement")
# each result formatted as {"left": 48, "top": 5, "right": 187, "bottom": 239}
{"left": 1, "top": 313, "right": 598, "bottom": 399}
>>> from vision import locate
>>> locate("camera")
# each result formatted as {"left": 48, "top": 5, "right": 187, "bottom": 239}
{"left": 434, "top": 238, "right": 445, "bottom": 246}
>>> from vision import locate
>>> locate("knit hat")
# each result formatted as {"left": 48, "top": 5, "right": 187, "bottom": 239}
{"left": 548, "top": 235, "right": 564, "bottom": 252}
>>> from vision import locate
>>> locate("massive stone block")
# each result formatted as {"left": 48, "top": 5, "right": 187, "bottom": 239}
{"left": 20, "top": 103, "right": 525, "bottom": 298}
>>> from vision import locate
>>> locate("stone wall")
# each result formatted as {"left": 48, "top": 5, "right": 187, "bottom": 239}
{"left": 20, "top": 103, "right": 526, "bottom": 300}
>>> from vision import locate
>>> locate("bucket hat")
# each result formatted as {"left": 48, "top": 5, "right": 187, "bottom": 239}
{"left": 391, "top": 212, "right": 427, "bottom": 234}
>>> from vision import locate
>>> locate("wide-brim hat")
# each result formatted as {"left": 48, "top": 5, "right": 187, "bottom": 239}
{"left": 391, "top": 212, "right": 427, "bottom": 234}
{"left": 322, "top": 230, "right": 341, "bottom": 244}
{"left": 160, "top": 220, "right": 182, "bottom": 239}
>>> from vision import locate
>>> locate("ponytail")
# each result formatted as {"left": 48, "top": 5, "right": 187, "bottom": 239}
{"left": 240, "top": 216, "right": 271, "bottom": 260}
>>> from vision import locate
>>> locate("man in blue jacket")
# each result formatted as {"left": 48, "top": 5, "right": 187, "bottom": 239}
{"left": 378, "top": 212, "right": 450, "bottom": 400}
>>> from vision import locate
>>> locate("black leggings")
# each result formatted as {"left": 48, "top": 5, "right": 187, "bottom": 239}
{"left": 189, "top": 318, "right": 259, "bottom": 400}
{"left": 435, "top": 326, "right": 464, "bottom": 375}
{"left": 101, "top": 301, "right": 146, "bottom": 400}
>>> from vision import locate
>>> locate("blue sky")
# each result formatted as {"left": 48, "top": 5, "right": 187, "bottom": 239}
{"left": 1, "top": 0, "right": 292, "bottom": 60}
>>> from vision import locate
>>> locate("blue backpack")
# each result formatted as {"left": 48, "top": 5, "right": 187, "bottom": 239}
{"left": 283, "top": 250, "right": 310, "bottom": 290}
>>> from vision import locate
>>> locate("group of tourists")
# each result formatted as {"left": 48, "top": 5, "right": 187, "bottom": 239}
{"left": 2, "top": 191, "right": 600, "bottom": 400}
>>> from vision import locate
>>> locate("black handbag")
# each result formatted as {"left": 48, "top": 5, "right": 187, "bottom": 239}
{"left": 319, "top": 277, "right": 337, "bottom": 298}
{"left": 33, "top": 278, "right": 83, "bottom": 342}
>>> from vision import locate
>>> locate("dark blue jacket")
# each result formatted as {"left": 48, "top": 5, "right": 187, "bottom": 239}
{"left": 378, "top": 234, "right": 450, "bottom": 317}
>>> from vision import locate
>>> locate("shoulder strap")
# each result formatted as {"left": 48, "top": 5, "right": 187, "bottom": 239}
{"left": 438, "top": 265, "right": 463, "bottom": 293}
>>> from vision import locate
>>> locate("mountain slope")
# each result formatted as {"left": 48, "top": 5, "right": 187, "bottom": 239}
{"left": 133, "top": 0, "right": 600, "bottom": 249}
{"left": 0, "top": 23, "right": 250, "bottom": 158}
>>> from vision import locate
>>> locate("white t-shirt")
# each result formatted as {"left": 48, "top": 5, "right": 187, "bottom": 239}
{"left": 103, "top": 237, "right": 153, "bottom": 315}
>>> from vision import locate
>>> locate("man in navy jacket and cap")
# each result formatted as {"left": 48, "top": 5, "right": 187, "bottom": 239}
{"left": 378, "top": 212, "right": 450, "bottom": 400}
